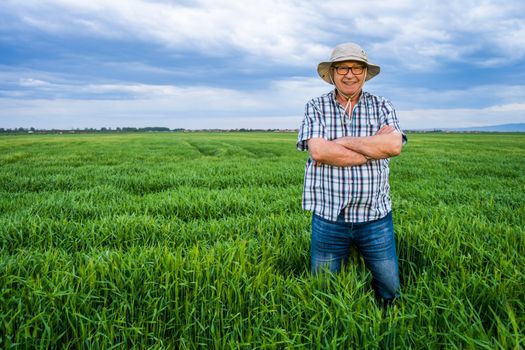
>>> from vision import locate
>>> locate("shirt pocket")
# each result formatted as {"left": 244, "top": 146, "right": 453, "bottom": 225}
{"left": 364, "top": 118, "right": 379, "bottom": 136}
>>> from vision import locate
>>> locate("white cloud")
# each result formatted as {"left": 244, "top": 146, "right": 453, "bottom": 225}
{"left": 1, "top": 1, "right": 524, "bottom": 130}
{"left": 0, "top": 97, "right": 293, "bottom": 129}
{"left": 3, "top": 0, "right": 331, "bottom": 65}
{"left": 2, "top": 94, "right": 523, "bottom": 130}
{"left": 18, "top": 78, "right": 51, "bottom": 87}
{"left": 1, "top": 76, "right": 523, "bottom": 130}
{"left": 369, "top": 82, "right": 525, "bottom": 111}
{"left": 346, "top": 1, "right": 525, "bottom": 68}
{"left": 0, "top": 74, "right": 318, "bottom": 129}
{"left": 4, "top": 0, "right": 524, "bottom": 68}
{"left": 485, "top": 103, "right": 525, "bottom": 112}
{"left": 400, "top": 106, "right": 525, "bottom": 130}
{"left": 8, "top": 73, "right": 326, "bottom": 108}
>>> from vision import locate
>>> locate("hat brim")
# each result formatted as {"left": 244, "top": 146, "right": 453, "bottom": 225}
{"left": 317, "top": 61, "right": 380, "bottom": 84}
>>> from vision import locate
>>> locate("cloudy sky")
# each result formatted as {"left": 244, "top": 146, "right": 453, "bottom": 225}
{"left": 1, "top": 0, "right": 524, "bottom": 130}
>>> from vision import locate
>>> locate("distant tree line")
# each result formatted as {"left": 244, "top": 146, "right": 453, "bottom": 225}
{"left": 0, "top": 127, "right": 178, "bottom": 134}
{"left": 0, "top": 127, "right": 298, "bottom": 134}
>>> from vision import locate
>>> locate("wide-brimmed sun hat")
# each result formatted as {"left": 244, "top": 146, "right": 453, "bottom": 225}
{"left": 317, "top": 43, "right": 380, "bottom": 84}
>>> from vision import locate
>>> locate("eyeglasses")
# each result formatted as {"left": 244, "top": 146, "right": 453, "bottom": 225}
{"left": 333, "top": 65, "right": 365, "bottom": 75}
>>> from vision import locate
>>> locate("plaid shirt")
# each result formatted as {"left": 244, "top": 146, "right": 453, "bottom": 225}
{"left": 297, "top": 90, "right": 406, "bottom": 222}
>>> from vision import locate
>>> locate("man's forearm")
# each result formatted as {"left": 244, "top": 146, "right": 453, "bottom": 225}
{"left": 334, "top": 132, "right": 403, "bottom": 160}
{"left": 308, "top": 138, "right": 368, "bottom": 167}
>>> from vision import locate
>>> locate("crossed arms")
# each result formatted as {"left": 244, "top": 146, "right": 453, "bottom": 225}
{"left": 307, "top": 125, "right": 403, "bottom": 167}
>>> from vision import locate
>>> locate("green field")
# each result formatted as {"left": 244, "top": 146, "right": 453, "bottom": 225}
{"left": 1, "top": 132, "right": 524, "bottom": 349}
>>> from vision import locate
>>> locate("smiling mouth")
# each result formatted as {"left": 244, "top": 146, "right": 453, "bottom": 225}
{"left": 342, "top": 80, "right": 358, "bottom": 86}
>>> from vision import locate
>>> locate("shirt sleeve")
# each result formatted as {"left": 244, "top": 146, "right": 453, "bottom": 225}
{"left": 296, "top": 101, "right": 326, "bottom": 151}
{"left": 381, "top": 99, "right": 408, "bottom": 145}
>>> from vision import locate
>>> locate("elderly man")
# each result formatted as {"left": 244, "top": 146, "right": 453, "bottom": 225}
{"left": 297, "top": 43, "right": 406, "bottom": 305}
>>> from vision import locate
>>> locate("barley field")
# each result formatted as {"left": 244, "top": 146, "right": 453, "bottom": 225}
{"left": 1, "top": 131, "right": 523, "bottom": 349}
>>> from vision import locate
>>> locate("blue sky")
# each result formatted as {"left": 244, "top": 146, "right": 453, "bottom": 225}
{"left": 1, "top": 0, "right": 524, "bottom": 130}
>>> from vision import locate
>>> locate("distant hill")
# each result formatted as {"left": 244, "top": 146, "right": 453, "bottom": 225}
{"left": 408, "top": 123, "right": 525, "bottom": 132}
{"left": 446, "top": 123, "right": 525, "bottom": 132}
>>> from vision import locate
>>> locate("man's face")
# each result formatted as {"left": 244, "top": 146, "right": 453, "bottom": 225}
{"left": 331, "top": 60, "right": 366, "bottom": 98}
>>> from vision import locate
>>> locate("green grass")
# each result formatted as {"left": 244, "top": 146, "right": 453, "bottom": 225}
{"left": 1, "top": 132, "right": 524, "bottom": 349}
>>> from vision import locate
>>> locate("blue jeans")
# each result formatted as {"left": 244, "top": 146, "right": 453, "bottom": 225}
{"left": 311, "top": 212, "right": 400, "bottom": 300}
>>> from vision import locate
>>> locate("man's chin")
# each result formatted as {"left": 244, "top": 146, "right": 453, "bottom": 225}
{"left": 341, "top": 88, "right": 361, "bottom": 97}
